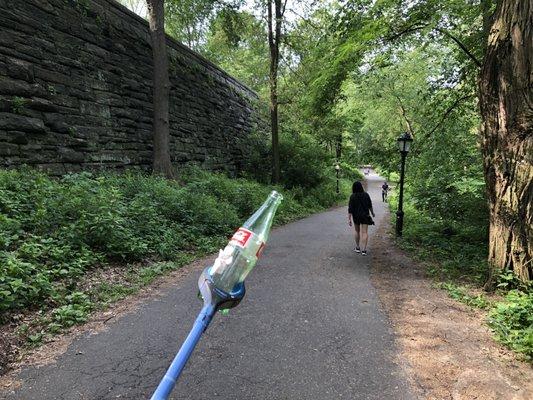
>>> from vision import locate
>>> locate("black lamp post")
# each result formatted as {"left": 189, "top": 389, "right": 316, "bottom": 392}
{"left": 335, "top": 163, "right": 340, "bottom": 194}
{"left": 396, "top": 132, "right": 413, "bottom": 236}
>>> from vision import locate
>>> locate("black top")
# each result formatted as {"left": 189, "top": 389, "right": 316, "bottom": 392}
{"left": 348, "top": 192, "right": 373, "bottom": 217}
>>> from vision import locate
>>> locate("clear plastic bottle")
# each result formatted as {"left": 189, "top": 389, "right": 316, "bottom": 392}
{"left": 208, "top": 191, "right": 283, "bottom": 293}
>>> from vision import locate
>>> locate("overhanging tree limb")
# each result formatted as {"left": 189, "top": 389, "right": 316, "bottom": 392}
{"left": 424, "top": 94, "right": 475, "bottom": 138}
{"left": 393, "top": 93, "right": 415, "bottom": 137}
{"left": 435, "top": 28, "right": 482, "bottom": 68}
{"left": 384, "top": 23, "right": 428, "bottom": 42}
{"left": 285, "top": 8, "right": 320, "bottom": 30}
{"left": 385, "top": 23, "right": 482, "bottom": 68}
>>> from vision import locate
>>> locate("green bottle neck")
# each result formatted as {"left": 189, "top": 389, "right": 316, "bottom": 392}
{"left": 242, "top": 191, "right": 283, "bottom": 241}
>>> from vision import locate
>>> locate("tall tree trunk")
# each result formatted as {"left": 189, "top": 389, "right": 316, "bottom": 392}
{"left": 479, "top": 0, "right": 533, "bottom": 283}
{"left": 335, "top": 134, "right": 342, "bottom": 160}
{"left": 146, "top": 0, "right": 175, "bottom": 179}
{"left": 268, "top": 0, "right": 281, "bottom": 183}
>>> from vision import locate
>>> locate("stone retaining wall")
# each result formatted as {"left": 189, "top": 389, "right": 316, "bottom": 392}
{"left": 0, "top": 0, "right": 259, "bottom": 174}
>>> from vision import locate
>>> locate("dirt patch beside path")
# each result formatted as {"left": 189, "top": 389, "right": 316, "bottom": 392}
{"left": 371, "top": 216, "right": 533, "bottom": 400}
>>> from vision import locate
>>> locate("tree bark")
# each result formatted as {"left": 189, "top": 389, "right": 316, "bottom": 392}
{"left": 479, "top": 0, "right": 533, "bottom": 283}
{"left": 146, "top": 0, "right": 176, "bottom": 179}
{"left": 481, "top": 0, "right": 495, "bottom": 46}
{"left": 268, "top": 0, "right": 282, "bottom": 183}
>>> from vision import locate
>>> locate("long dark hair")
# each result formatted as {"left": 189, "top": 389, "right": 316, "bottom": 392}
{"left": 352, "top": 181, "right": 364, "bottom": 193}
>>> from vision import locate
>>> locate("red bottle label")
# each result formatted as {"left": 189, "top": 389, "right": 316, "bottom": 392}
{"left": 231, "top": 228, "right": 253, "bottom": 247}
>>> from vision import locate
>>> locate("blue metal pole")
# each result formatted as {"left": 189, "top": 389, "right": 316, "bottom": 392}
{"left": 150, "top": 303, "right": 216, "bottom": 400}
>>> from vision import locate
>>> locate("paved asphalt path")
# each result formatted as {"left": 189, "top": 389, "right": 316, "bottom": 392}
{"left": 3, "top": 173, "right": 413, "bottom": 400}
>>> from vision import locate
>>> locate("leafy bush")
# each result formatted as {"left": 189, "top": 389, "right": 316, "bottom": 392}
{"left": 241, "top": 131, "right": 337, "bottom": 191}
{"left": 278, "top": 134, "right": 331, "bottom": 190}
{"left": 339, "top": 160, "right": 364, "bottom": 182}
{"left": 0, "top": 167, "right": 344, "bottom": 318}
{"left": 488, "top": 290, "right": 533, "bottom": 360}
{"left": 496, "top": 271, "right": 532, "bottom": 292}
{"left": 390, "top": 191, "right": 488, "bottom": 284}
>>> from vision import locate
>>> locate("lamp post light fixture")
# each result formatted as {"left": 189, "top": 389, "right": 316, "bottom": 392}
{"left": 396, "top": 132, "right": 413, "bottom": 237}
{"left": 335, "top": 163, "right": 341, "bottom": 194}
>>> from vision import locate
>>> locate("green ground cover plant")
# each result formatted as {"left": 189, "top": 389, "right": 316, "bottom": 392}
{"left": 435, "top": 282, "right": 490, "bottom": 309}
{"left": 0, "top": 166, "right": 346, "bottom": 335}
{"left": 488, "top": 289, "right": 533, "bottom": 361}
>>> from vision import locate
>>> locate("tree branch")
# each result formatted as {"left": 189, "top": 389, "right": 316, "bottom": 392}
{"left": 393, "top": 94, "right": 415, "bottom": 137}
{"left": 435, "top": 28, "right": 482, "bottom": 68}
{"left": 384, "top": 23, "right": 428, "bottom": 42}
{"left": 281, "top": 0, "right": 289, "bottom": 18}
{"left": 285, "top": 8, "right": 321, "bottom": 30}
{"left": 384, "top": 23, "right": 482, "bottom": 68}
{"left": 425, "top": 94, "right": 475, "bottom": 137}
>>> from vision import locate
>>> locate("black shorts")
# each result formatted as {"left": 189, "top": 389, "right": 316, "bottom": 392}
{"left": 352, "top": 215, "right": 374, "bottom": 225}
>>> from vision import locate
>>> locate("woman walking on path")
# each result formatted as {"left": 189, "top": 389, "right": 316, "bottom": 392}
{"left": 348, "top": 181, "right": 375, "bottom": 255}
{"left": 381, "top": 181, "right": 389, "bottom": 202}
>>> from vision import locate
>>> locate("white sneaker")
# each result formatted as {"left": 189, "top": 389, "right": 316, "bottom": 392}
{"left": 353, "top": 247, "right": 361, "bottom": 253}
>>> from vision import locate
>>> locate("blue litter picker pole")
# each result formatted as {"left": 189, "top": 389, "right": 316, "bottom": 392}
{"left": 150, "top": 303, "right": 215, "bottom": 400}
{"left": 150, "top": 191, "right": 283, "bottom": 400}
{"left": 150, "top": 270, "right": 245, "bottom": 400}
